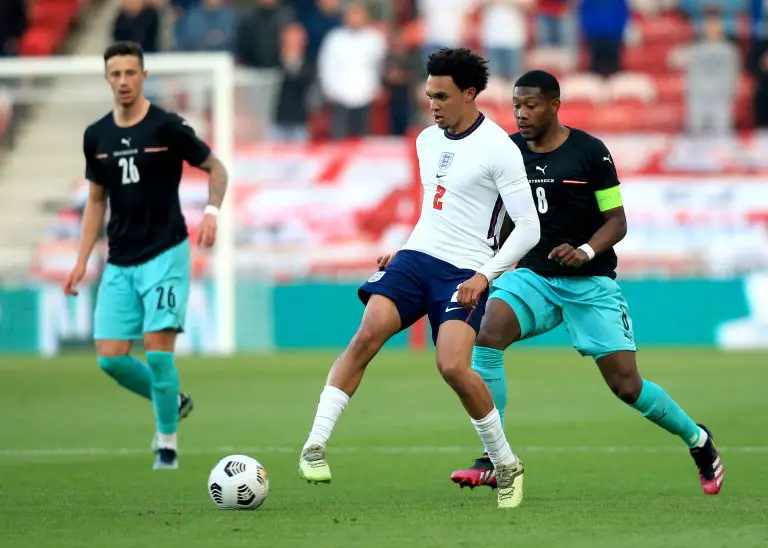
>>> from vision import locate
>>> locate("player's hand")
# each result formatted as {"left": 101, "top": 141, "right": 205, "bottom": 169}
{"left": 197, "top": 213, "right": 218, "bottom": 248}
{"left": 63, "top": 262, "right": 86, "bottom": 297}
{"left": 377, "top": 252, "right": 396, "bottom": 271}
{"left": 457, "top": 273, "right": 489, "bottom": 309}
{"left": 548, "top": 244, "right": 589, "bottom": 268}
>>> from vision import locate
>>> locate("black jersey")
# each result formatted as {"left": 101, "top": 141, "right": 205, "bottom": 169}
{"left": 83, "top": 104, "right": 211, "bottom": 266}
{"left": 505, "top": 128, "right": 621, "bottom": 279}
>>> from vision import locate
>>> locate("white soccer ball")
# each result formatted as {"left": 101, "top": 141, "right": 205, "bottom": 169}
{"left": 207, "top": 454, "right": 269, "bottom": 510}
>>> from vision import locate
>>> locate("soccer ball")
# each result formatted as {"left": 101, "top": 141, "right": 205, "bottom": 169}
{"left": 207, "top": 455, "right": 269, "bottom": 510}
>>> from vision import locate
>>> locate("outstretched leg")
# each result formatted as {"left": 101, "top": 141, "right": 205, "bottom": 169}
{"left": 596, "top": 351, "right": 724, "bottom": 494}
{"left": 299, "top": 295, "right": 402, "bottom": 483}
{"left": 436, "top": 320, "right": 523, "bottom": 508}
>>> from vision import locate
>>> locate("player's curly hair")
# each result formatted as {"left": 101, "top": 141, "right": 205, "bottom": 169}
{"left": 426, "top": 48, "right": 489, "bottom": 96}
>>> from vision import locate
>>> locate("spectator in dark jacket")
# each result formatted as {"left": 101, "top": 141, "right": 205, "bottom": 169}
{"left": 176, "top": 0, "right": 236, "bottom": 52}
{"left": 271, "top": 23, "right": 315, "bottom": 142}
{"left": 578, "top": 0, "right": 628, "bottom": 76}
{"left": 112, "top": 0, "right": 160, "bottom": 53}
{"left": 300, "top": 0, "right": 343, "bottom": 63}
{"left": 0, "top": 0, "right": 27, "bottom": 56}
{"left": 235, "top": 0, "right": 295, "bottom": 69}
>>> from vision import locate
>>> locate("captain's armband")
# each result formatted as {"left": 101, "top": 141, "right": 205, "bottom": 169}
{"left": 595, "top": 186, "right": 623, "bottom": 212}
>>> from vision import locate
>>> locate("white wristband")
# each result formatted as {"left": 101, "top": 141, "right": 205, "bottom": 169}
{"left": 578, "top": 243, "right": 596, "bottom": 261}
{"left": 204, "top": 205, "right": 220, "bottom": 217}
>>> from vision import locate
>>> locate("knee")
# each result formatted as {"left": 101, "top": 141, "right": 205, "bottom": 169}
{"left": 605, "top": 371, "right": 643, "bottom": 404}
{"left": 475, "top": 318, "right": 517, "bottom": 351}
{"left": 475, "top": 328, "right": 507, "bottom": 350}
{"left": 436, "top": 358, "right": 467, "bottom": 387}
{"left": 96, "top": 340, "right": 132, "bottom": 358}
{"left": 348, "top": 324, "right": 388, "bottom": 358}
{"left": 98, "top": 355, "right": 127, "bottom": 376}
{"left": 143, "top": 330, "right": 177, "bottom": 353}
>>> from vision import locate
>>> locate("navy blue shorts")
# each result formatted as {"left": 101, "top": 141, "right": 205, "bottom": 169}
{"left": 358, "top": 250, "right": 488, "bottom": 344}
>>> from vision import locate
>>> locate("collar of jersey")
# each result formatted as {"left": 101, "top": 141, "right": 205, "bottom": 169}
{"left": 444, "top": 113, "right": 485, "bottom": 140}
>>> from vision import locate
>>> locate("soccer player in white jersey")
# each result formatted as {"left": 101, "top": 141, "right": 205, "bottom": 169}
{"left": 297, "top": 48, "right": 541, "bottom": 509}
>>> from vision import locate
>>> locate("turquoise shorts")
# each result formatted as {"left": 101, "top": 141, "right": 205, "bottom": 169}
{"left": 491, "top": 268, "right": 636, "bottom": 359}
{"left": 94, "top": 240, "right": 191, "bottom": 340}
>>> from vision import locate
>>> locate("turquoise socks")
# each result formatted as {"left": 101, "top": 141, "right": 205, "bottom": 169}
{"left": 472, "top": 346, "right": 507, "bottom": 427}
{"left": 146, "top": 351, "right": 180, "bottom": 435}
{"left": 98, "top": 355, "right": 152, "bottom": 400}
{"left": 631, "top": 379, "right": 702, "bottom": 448}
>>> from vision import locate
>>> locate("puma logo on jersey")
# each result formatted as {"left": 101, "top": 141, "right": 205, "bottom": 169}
{"left": 603, "top": 156, "right": 612, "bottom": 164}
{"left": 121, "top": 138, "right": 131, "bottom": 147}
{"left": 536, "top": 165, "right": 547, "bottom": 174}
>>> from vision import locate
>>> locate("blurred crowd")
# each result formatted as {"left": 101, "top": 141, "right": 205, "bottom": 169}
{"left": 4, "top": 0, "right": 768, "bottom": 139}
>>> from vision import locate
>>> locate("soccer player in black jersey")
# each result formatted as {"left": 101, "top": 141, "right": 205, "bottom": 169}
{"left": 450, "top": 70, "right": 723, "bottom": 498}
{"left": 63, "top": 42, "right": 229, "bottom": 470}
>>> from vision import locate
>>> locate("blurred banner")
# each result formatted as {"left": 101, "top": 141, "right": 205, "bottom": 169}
{"left": 31, "top": 135, "right": 768, "bottom": 282}
{"left": 1, "top": 277, "right": 766, "bottom": 355}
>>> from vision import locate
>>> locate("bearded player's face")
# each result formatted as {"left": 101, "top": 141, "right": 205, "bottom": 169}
{"left": 425, "top": 75, "right": 475, "bottom": 132}
{"left": 513, "top": 86, "right": 558, "bottom": 141}
{"left": 105, "top": 55, "right": 147, "bottom": 107}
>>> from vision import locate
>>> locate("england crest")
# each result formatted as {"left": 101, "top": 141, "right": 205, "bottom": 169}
{"left": 438, "top": 152, "right": 454, "bottom": 172}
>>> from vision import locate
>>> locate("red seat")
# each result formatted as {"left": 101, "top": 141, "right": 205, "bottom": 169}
{"left": 635, "top": 14, "right": 694, "bottom": 45}
{"left": 623, "top": 44, "right": 675, "bottom": 73}
{"left": 654, "top": 73, "right": 685, "bottom": 102}
{"left": 18, "top": 28, "right": 58, "bottom": 56}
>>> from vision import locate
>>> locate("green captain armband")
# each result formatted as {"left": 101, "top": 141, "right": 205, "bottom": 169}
{"left": 595, "top": 186, "right": 623, "bottom": 212}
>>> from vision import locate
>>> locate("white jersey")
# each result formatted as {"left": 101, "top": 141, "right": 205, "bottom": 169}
{"left": 402, "top": 114, "right": 532, "bottom": 280}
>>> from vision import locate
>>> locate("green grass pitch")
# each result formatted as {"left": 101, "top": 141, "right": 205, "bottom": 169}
{"left": 1, "top": 349, "right": 766, "bottom": 547}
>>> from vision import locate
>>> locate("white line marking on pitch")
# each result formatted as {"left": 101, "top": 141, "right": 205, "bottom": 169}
{"left": 0, "top": 445, "right": 766, "bottom": 459}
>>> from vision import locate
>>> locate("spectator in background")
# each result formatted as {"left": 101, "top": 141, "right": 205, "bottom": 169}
{"left": 169, "top": 0, "right": 202, "bottom": 49}
{"left": 479, "top": 0, "right": 533, "bottom": 85}
{"left": 112, "top": 0, "right": 161, "bottom": 53}
{"left": 419, "top": 0, "right": 473, "bottom": 65}
{"left": 318, "top": 2, "right": 386, "bottom": 139}
{"left": 300, "top": 0, "right": 342, "bottom": 64}
{"left": 0, "top": 0, "right": 27, "bottom": 56}
{"left": 272, "top": 23, "right": 315, "bottom": 142}
{"left": 537, "top": 0, "right": 574, "bottom": 48}
{"left": 235, "top": 0, "right": 296, "bottom": 70}
{"left": 754, "top": 49, "right": 768, "bottom": 128}
{"left": 175, "top": 0, "right": 236, "bottom": 52}
{"left": 578, "top": 0, "right": 628, "bottom": 76}
{"left": 685, "top": 12, "right": 740, "bottom": 136}
{"left": 383, "top": 32, "right": 417, "bottom": 136}
{"left": 681, "top": 0, "right": 748, "bottom": 40}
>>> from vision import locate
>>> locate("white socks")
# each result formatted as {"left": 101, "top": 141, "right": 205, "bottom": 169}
{"left": 694, "top": 427, "right": 708, "bottom": 448}
{"left": 157, "top": 432, "right": 178, "bottom": 451}
{"left": 471, "top": 408, "right": 517, "bottom": 467}
{"left": 304, "top": 385, "right": 350, "bottom": 450}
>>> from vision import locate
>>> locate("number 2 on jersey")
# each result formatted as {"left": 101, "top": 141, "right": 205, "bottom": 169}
{"left": 119, "top": 156, "right": 140, "bottom": 185}
{"left": 535, "top": 186, "right": 548, "bottom": 214}
{"left": 433, "top": 184, "right": 446, "bottom": 210}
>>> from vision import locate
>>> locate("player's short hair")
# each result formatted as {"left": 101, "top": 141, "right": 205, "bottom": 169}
{"left": 427, "top": 48, "right": 489, "bottom": 95}
{"left": 103, "top": 41, "right": 144, "bottom": 67}
{"left": 514, "top": 70, "right": 561, "bottom": 99}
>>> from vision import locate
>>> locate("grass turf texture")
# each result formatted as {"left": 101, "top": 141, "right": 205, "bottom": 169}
{"left": 1, "top": 349, "right": 766, "bottom": 547}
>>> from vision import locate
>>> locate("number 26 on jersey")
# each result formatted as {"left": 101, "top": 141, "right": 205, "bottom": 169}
{"left": 119, "top": 156, "right": 140, "bottom": 185}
